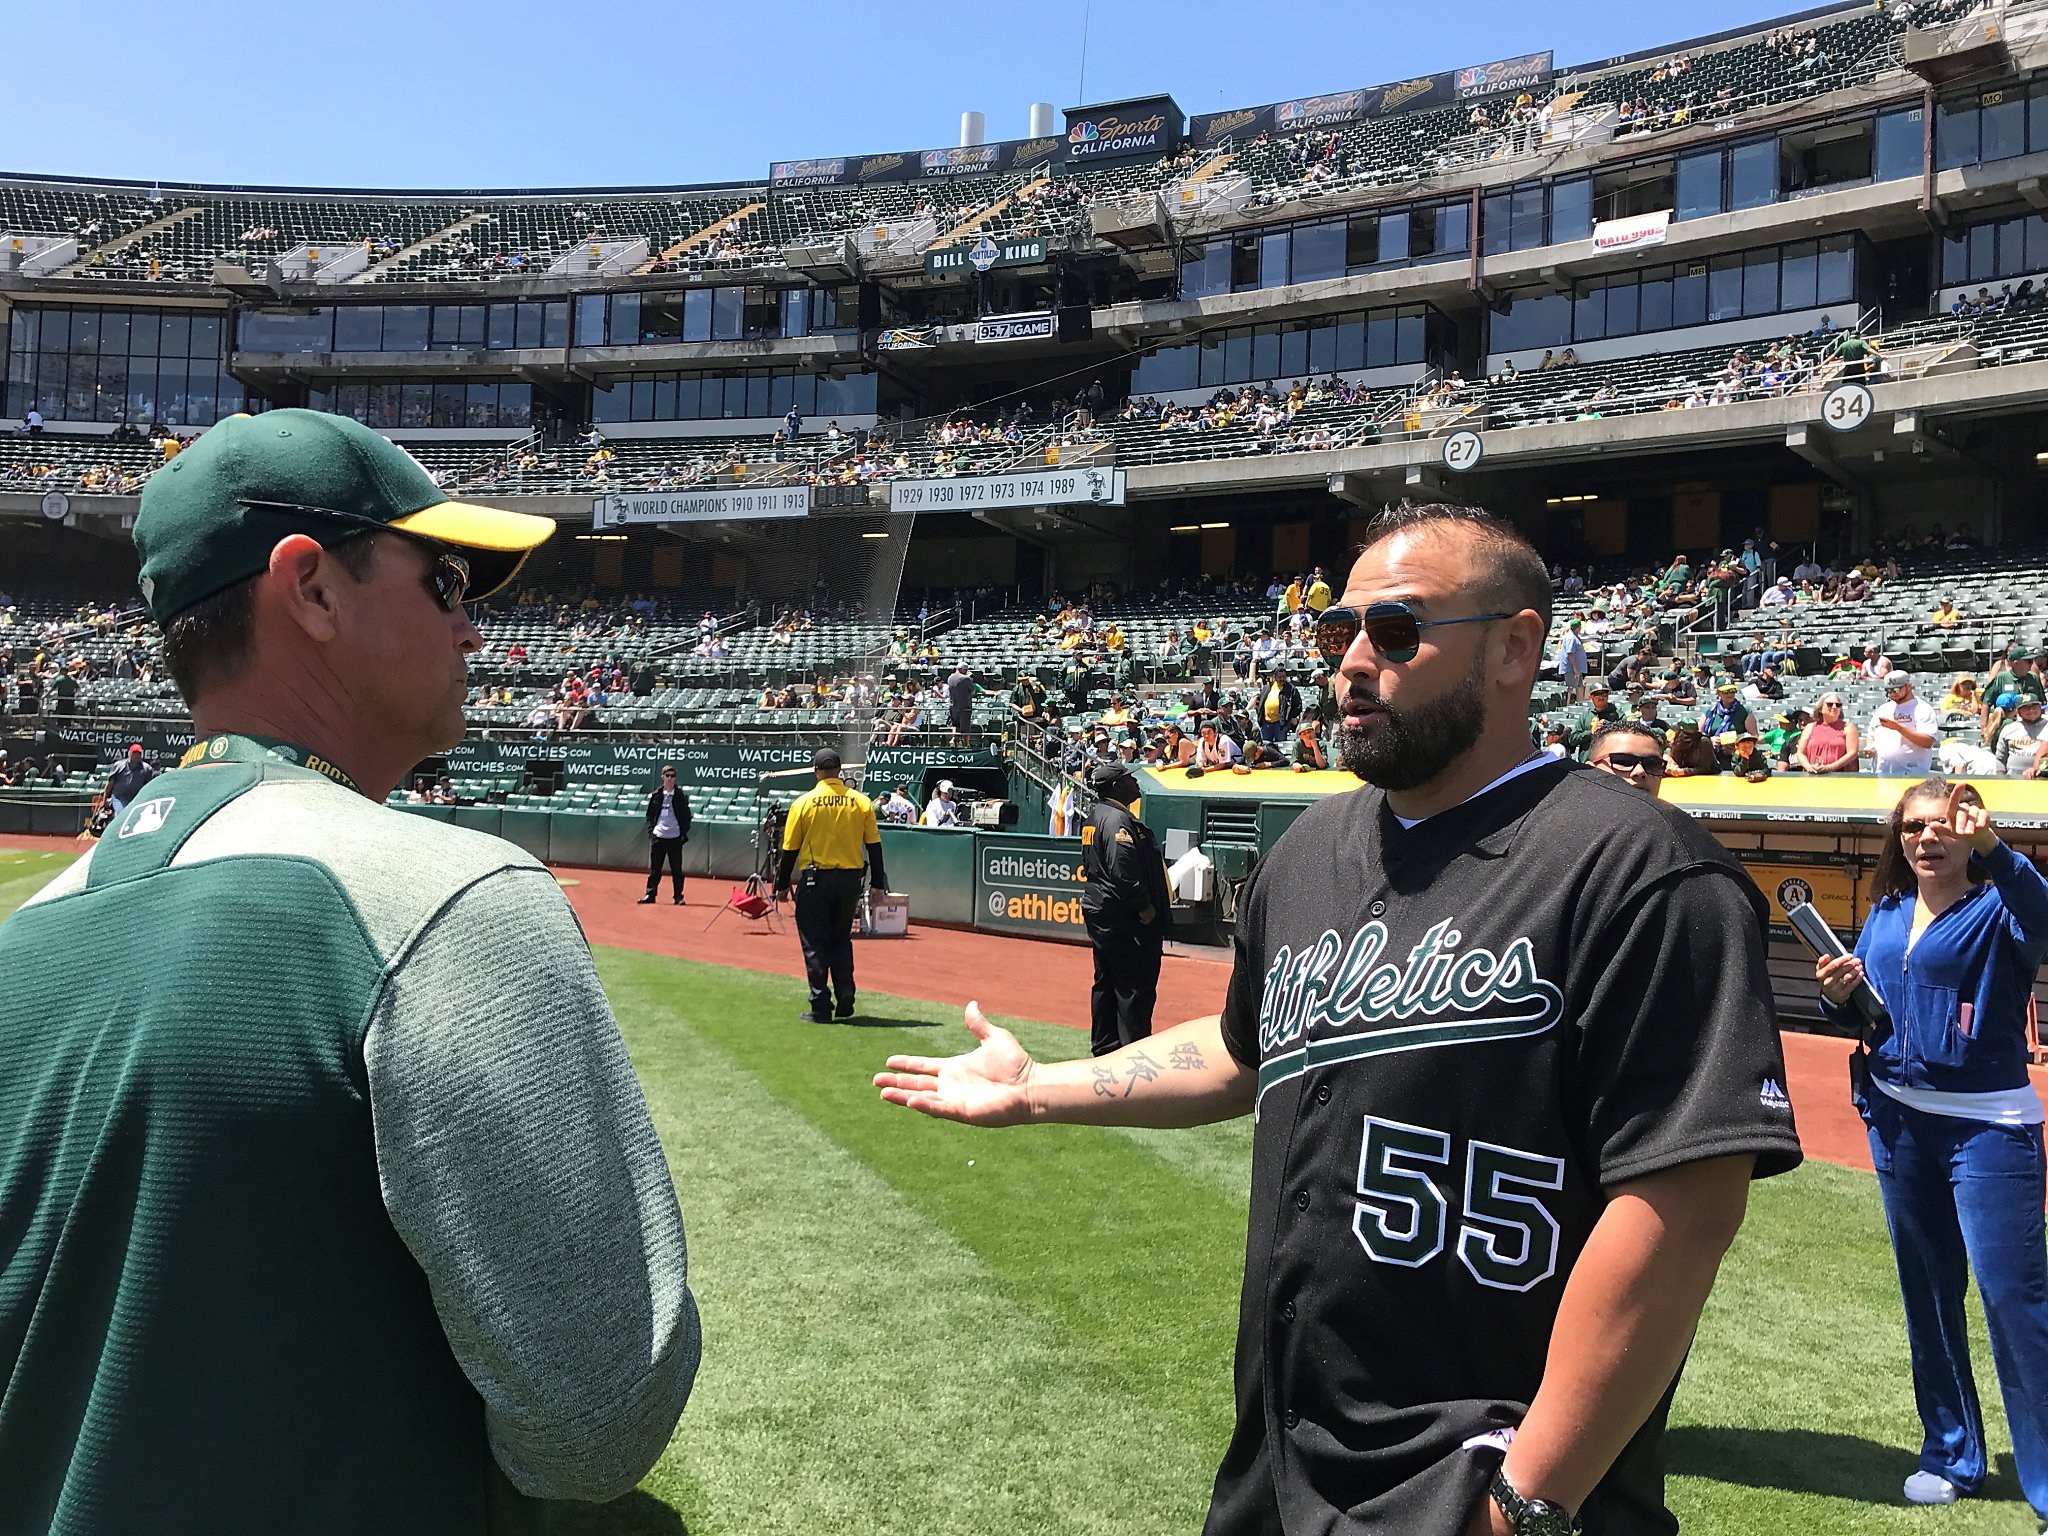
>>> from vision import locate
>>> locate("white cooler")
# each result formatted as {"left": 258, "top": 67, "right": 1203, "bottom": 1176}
{"left": 859, "top": 892, "right": 910, "bottom": 937}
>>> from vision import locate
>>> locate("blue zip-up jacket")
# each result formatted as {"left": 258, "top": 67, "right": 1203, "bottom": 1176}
{"left": 1832, "top": 841, "right": 2048, "bottom": 1093}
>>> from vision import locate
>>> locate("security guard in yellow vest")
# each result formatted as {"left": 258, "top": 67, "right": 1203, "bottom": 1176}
{"left": 775, "top": 747, "right": 889, "bottom": 1021}
{"left": 1080, "top": 761, "right": 1173, "bottom": 1056}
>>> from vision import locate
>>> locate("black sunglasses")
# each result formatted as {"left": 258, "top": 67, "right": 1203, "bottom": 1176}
{"left": 1595, "top": 751, "right": 1667, "bottom": 775}
{"left": 1313, "top": 602, "right": 1510, "bottom": 665}
{"left": 239, "top": 499, "right": 472, "bottom": 612}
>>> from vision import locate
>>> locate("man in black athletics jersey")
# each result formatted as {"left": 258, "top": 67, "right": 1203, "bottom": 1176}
{"left": 875, "top": 502, "right": 1802, "bottom": 1536}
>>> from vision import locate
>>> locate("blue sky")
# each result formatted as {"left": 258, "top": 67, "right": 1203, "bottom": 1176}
{"left": 13, "top": 0, "right": 1815, "bottom": 191}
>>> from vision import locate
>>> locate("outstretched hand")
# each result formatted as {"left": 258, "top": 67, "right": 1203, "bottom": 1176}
{"left": 1949, "top": 781, "right": 1997, "bottom": 856}
{"left": 875, "top": 1001, "right": 1038, "bottom": 1127}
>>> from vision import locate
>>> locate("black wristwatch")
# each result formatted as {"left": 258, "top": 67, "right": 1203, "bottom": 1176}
{"left": 1489, "top": 1467, "right": 1580, "bottom": 1536}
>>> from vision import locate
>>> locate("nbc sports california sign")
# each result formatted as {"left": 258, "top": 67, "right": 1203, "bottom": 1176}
{"left": 1063, "top": 95, "right": 1184, "bottom": 164}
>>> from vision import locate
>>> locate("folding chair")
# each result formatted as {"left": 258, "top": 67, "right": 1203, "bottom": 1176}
{"left": 703, "top": 872, "right": 784, "bottom": 935}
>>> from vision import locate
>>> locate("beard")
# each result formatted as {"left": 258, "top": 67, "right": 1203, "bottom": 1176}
{"left": 1336, "top": 648, "right": 1489, "bottom": 791}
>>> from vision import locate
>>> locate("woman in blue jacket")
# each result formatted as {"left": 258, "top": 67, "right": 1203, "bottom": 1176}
{"left": 1818, "top": 778, "right": 2048, "bottom": 1521}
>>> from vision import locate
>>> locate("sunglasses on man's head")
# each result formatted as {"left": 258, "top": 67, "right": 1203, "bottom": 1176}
{"left": 238, "top": 499, "right": 472, "bottom": 612}
{"left": 1596, "top": 751, "right": 1667, "bottom": 775}
{"left": 1313, "top": 602, "right": 1510, "bottom": 665}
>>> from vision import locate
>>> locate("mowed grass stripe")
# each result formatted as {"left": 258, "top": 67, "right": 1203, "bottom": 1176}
{"left": 599, "top": 952, "right": 1228, "bottom": 1535}
{"left": 1665, "top": 1158, "right": 2029, "bottom": 1535}
{"left": 602, "top": 951, "right": 1248, "bottom": 1457}
{"left": 0, "top": 851, "right": 73, "bottom": 920}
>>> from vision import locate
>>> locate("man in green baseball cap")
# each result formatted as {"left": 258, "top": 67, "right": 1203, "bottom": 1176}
{"left": 134, "top": 408, "right": 556, "bottom": 792}
{"left": 0, "top": 410, "right": 698, "bottom": 1529}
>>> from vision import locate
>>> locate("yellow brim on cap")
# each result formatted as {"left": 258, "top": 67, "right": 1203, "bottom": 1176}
{"left": 392, "top": 498, "right": 556, "bottom": 601}
{"left": 393, "top": 498, "right": 556, "bottom": 553}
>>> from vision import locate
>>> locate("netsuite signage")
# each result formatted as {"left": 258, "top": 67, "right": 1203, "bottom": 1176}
{"left": 1063, "top": 95, "right": 1184, "bottom": 165}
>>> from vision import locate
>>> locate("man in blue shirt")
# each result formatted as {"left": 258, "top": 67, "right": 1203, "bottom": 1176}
{"left": 103, "top": 743, "right": 158, "bottom": 815}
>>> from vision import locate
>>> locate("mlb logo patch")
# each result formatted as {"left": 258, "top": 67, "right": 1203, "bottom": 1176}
{"left": 118, "top": 797, "right": 175, "bottom": 839}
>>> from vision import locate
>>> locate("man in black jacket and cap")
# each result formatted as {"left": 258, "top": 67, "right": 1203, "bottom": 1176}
{"left": 640, "top": 764, "right": 692, "bottom": 905}
{"left": 1080, "top": 761, "right": 1173, "bottom": 1057}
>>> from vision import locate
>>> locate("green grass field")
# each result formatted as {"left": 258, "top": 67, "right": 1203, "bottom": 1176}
{"left": 0, "top": 848, "right": 2039, "bottom": 1534}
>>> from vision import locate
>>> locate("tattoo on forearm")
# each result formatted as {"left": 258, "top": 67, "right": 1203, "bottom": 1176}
{"left": 1168, "top": 1042, "right": 1205, "bottom": 1072}
{"left": 1122, "top": 1050, "right": 1162, "bottom": 1095}
{"left": 1091, "top": 1063, "right": 1118, "bottom": 1099}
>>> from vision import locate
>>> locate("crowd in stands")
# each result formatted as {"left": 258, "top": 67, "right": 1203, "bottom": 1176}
{"left": 1526, "top": 531, "right": 2048, "bottom": 785}
{"left": 1950, "top": 281, "right": 2047, "bottom": 320}
{"left": 1116, "top": 375, "right": 1380, "bottom": 452}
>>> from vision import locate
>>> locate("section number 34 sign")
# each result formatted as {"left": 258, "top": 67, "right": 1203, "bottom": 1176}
{"left": 1820, "top": 382, "right": 1873, "bottom": 432}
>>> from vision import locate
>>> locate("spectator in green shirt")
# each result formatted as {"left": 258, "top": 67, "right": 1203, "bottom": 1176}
{"left": 1569, "top": 684, "right": 1623, "bottom": 756}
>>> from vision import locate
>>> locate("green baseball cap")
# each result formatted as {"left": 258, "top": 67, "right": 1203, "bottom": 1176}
{"left": 134, "top": 410, "right": 555, "bottom": 622}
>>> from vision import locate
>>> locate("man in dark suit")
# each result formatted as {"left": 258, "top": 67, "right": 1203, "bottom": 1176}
{"left": 640, "top": 765, "right": 692, "bottom": 905}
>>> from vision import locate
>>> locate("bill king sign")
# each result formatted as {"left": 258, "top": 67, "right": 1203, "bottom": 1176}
{"left": 924, "top": 235, "right": 1048, "bottom": 275}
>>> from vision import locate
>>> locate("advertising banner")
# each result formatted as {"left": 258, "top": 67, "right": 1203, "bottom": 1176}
{"left": 593, "top": 487, "right": 811, "bottom": 529}
{"left": 769, "top": 157, "right": 848, "bottom": 189}
{"left": 1736, "top": 853, "right": 1859, "bottom": 941}
{"left": 1006, "top": 136, "right": 1064, "bottom": 174}
{"left": 1189, "top": 104, "right": 1274, "bottom": 148}
{"left": 1275, "top": 90, "right": 1372, "bottom": 132}
{"left": 851, "top": 150, "right": 918, "bottom": 185}
{"left": 974, "top": 312, "right": 1056, "bottom": 343}
{"left": 1591, "top": 209, "right": 1672, "bottom": 253}
{"left": 1201, "top": 71, "right": 1458, "bottom": 145}
{"left": 436, "top": 740, "right": 1002, "bottom": 792}
{"left": 1063, "top": 95, "right": 1184, "bottom": 165}
{"left": 974, "top": 833, "right": 1089, "bottom": 940}
{"left": 48, "top": 723, "right": 196, "bottom": 758}
{"left": 1361, "top": 72, "right": 1457, "bottom": 119}
{"left": 875, "top": 325, "right": 941, "bottom": 351}
{"left": 919, "top": 144, "right": 1003, "bottom": 178}
{"left": 1456, "top": 50, "right": 1555, "bottom": 99}
{"left": 889, "top": 465, "right": 1125, "bottom": 513}
{"left": 772, "top": 135, "right": 1067, "bottom": 190}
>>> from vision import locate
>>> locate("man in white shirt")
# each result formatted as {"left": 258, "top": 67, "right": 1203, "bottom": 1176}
{"left": 1869, "top": 675, "right": 1940, "bottom": 777}
{"left": 921, "top": 781, "right": 961, "bottom": 828}
{"left": 1761, "top": 578, "right": 1794, "bottom": 608}
{"left": 1995, "top": 696, "right": 2048, "bottom": 777}
{"left": 878, "top": 784, "right": 918, "bottom": 824}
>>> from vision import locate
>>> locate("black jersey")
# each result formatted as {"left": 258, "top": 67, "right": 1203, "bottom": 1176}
{"left": 1206, "top": 760, "right": 1802, "bottom": 1536}
{"left": 1082, "top": 799, "right": 1171, "bottom": 923}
